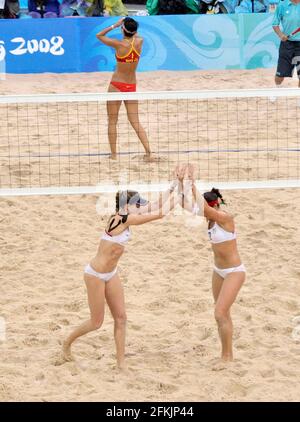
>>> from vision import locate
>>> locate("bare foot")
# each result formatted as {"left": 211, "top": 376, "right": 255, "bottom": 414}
{"left": 210, "top": 357, "right": 233, "bottom": 371}
{"left": 222, "top": 355, "right": 233, "bottom": 362}
{"left": 109, "top": 154, "right": 117, "bottom": 160}
{"left": 110, "top": 361, "right": 129, "bottom": 374}
{"left": 143, "top": 154, "right": 164, "bottom": 163}
{"left": 62, "top": 340, "right": 74, "bottom": 362}
{"left": 117, "top": 359, "right": 127, "bottom": 371}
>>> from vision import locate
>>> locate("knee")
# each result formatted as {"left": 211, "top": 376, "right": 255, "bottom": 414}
{"left": 108, "top": 113, "right": 118, "bottom": 124}
{"left": 90, "top": 316, "right": 104, "bottom": 330}
{"left": 127, "top": 115, "right": 139, "bottom": 126}
{"left": 214, "top": 308, "right": 229, "bottom": 325}
{"left": 108, "top": 117, "right": 118, "bottom": 126}
{"left": 114, "top": 313, "right": 127, "bottom": 327}
{"left": 275, "top": 76, "right": 283, "bottom": 85}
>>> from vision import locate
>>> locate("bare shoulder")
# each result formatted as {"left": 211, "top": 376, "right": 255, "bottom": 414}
{"left": 119, "top": 38, "right": 131, "bottom": 47}
{"left": 219, "top": 211, "right": 235, "bottom": 231}
{"left": 220, "top": 210, "right": 234, "bottom": 222}
{"left": 214, "top": 209, "right": 234, "bottom": 227}
{"left": 135, "top": 35, "right": 144, "bottom": 44}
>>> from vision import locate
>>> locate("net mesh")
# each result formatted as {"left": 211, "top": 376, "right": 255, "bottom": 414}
{"left": 1, "top": 89, "right": 300, "bottom": 194}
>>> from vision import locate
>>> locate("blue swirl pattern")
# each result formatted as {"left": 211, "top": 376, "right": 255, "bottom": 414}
{"left": 0, "top": 15, "right": 280, "bottom": 74}
{"left": 81, "top": 15, "right": 279, "bottom": 72}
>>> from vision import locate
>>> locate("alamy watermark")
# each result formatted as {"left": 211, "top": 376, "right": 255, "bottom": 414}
{"left": 95, "top": 174, "right": 205, "bottom": 229}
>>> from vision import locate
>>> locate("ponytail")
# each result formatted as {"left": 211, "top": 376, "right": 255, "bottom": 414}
{"left": 211, "top": 188, "right": 226, "bottom": 205}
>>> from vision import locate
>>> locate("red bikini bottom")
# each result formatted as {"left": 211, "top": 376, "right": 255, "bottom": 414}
{"left": 110, "top": 81, "right": 136, "bottom": 92}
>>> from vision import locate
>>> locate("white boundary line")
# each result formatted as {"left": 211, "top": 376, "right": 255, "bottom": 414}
{"left": 1, "top": 88, "right": 300, "bottom": 103}
{"left": 1, "top": 180, "right": 299, "bottom": 196}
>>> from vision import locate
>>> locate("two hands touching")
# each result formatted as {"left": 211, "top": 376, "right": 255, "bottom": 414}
{"left": 169, "top": 164, "right": 201, "bottom": 215}
{"left": 171, "top": 163, "right": 196, "bottom": 202}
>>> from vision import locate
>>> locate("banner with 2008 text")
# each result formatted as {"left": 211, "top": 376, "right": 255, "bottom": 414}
{"left": 0, "top": 14, "right": 279, "bottom": 74}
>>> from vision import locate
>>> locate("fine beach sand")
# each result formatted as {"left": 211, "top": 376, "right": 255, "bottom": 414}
{"left": 0, "top": 69, "right": 300, "bottom": 401}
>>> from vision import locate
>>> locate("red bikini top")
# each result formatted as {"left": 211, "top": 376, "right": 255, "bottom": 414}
{"left": 115, "top": 38, "right": 140, "bottom": 63}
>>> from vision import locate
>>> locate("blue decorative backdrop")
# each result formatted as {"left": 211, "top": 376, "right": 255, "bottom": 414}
{"left": 0, "top": 14, "right": 280, "bottom": 74}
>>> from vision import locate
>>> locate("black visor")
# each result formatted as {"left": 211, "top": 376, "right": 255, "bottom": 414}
{"left": 128, "top": 194, "right": 148, "bottom": 207}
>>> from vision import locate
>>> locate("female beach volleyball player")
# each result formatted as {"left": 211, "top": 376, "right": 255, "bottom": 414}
{"left": 96, "top": 17, "right": 156, "bottom": 162}
{"left": 63, "top": 181, "right": 178, "bottom": 369}
{"left": 178, "top": 164, "right": 246, "bottom": 362}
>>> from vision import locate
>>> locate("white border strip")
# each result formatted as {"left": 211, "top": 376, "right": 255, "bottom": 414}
{"left": 1, "top": 180, "right": 299, "bottom": 196}
{"left": 1, "top": 88, "right": 300, "bottom": 104}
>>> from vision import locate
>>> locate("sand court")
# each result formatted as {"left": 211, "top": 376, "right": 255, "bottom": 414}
{"left": 0, "top": 69, "right": 300, "bottom": 401}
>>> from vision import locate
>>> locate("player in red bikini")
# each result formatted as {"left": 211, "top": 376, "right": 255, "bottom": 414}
{"left": 97, "top": 17, "right": 157, "bottom": 162}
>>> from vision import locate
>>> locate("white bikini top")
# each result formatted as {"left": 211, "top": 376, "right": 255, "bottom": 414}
{"left": 101, "top": 213, "right": 131, "bottom": 246}
{"left": 101, "top": 228, "right": 131, "bottom": 246}
{"left": 208, "top": 222, "right": 236, "bottom": 244}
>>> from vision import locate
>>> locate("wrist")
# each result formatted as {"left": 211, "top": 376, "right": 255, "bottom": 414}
{"left": 110, "top": 24, "right": 115, "bottom": 30}
{"left": 169, "top": 180, "right": 178, "bottom": 193}
{"left": 183, "top": 179, "right": 192, "bottom": 192}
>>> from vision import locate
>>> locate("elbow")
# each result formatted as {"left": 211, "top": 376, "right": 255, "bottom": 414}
{"left": 203, "top": 207, "right": 211, "bottom": 220}
{"left": 156, "top": 210, "right": 165, "bottom": 221}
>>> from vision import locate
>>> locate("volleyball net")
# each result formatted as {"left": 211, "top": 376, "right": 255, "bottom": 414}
{"left": 1, "top": 88, "right": 300, "bottom": 196}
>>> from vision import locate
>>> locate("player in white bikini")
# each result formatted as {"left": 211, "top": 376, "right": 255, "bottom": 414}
{"left": 63, "top": 183, "right": 178, "bottom": 369}
{"left": 178, "top": 164, "right": 245, "bottom": 362}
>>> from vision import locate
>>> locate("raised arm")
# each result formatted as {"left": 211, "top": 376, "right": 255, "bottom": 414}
{"left": 180, "top": 183, "right": 195, "bottom": 213}
{"left": 138, "top": 181, "right": 177, "bottom": 215}
{"left": 96, "top": 18, "right": 124, "bottom": 48}
{"left": 182, "top": 163, "right": 228, "bottom": 223}
{"left": 176, "top": 164, "right": 197, "bottom": 213}
{"left": 137, "top": 166, "right": 181, "bottom": 215}
{"left": 126, "top": 193, "right": 177, "bottom": 226}
{"left": 192, "top": 184, "right": 231, "bottom": 226}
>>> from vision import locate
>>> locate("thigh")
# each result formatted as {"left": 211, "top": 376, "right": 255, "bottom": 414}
{"left": 107, "top": 99, "right": 122, "bottom": 120}
{"left": 212, "top": 270, "right": 224, "bottom": 303}
{"left": 124, "top": 100, "right": 139, "bottom": 120}
{"left": 215, "top": 271, "right": 245, "bottom": 313}
{"left": 108, "top": 83, "right": 120, "bottom": 93}
{"left": 105, "top": 273, "right": 126, "bottom": 319}
{"left": 107, "top": 84, "right": 122, "bottom": 118}
{"left": 84, "top": 273, "right": 106, "bottom": 319}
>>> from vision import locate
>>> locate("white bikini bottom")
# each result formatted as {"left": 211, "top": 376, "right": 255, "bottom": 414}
{"left": 213, "top": 264, "right": 246, "bottom": 279}
{"left": 84, "top": 264, "right": 117, "bottom": 282}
